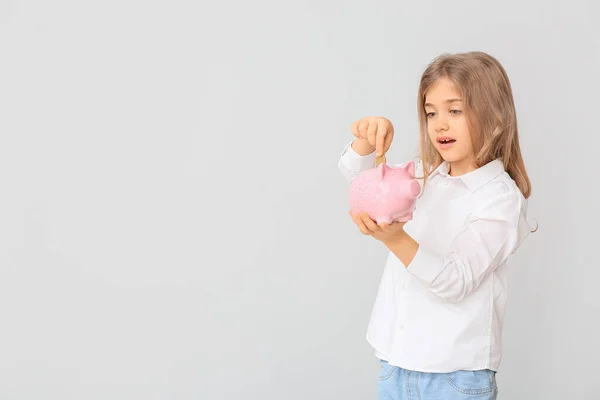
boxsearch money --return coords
[375,154,386,167]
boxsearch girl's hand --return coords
[349,211,406,243]
[351,116,394,157]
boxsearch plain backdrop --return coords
[0,0,599,399]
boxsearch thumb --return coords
[376,135,385,157]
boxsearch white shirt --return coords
[338,141,532,373]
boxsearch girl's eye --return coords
[426,112,435,118]
[450,109,462,115]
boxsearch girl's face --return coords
[424,78,476,175]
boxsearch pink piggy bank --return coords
[349,160,421,225]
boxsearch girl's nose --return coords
[436,121,449,132]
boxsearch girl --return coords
[338,51,534,400]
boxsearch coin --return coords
[375,154,386,166]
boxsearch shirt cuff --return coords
[406,245,446,286]
[340,141,377,172]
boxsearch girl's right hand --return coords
[351,116,394,157]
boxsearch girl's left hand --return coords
[349,211,406,243]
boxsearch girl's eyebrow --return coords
[424,98,463,107]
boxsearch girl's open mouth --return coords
[437,137,456,150]
[437,137,456,144]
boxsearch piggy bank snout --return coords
[408,180,421,197]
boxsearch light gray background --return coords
[0,0,598,399]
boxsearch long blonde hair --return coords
[417,51,532,198]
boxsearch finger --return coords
[366,118,378,147]
[383,123,394,154]
[356,213,371,235]
[376,119,392,157]
[351,120,360,139]
[358,121,369,139]
[387,221,404,233]
[366,128,377,150]
[361,212,381,232]
[350,211,369,235]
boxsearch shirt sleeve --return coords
[337,140,377,183]
[406,189,531,303]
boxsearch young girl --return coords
[338,51,534,400]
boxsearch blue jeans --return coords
[378,359,498,400]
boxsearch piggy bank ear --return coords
[402,160,415,176]
[379,163,389,179]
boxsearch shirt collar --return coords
[431,159,506,192]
